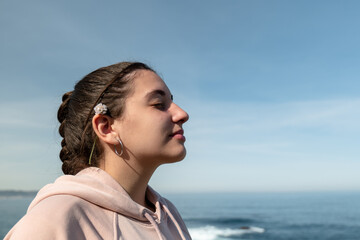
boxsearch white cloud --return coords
[0,98,59,129]
[181,97,360,160]
[185,97,360,135]
[2,96,360,191]
[150,97,360,192]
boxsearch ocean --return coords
[1,191,360,239]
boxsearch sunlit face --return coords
[112,70,189,167]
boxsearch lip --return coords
[170,129,185,141]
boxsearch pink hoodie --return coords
[5,167,191,240]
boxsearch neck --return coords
[100,154,158,210]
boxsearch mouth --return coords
[170,129,186,141]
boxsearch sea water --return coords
[1,192,360,240]
[0,196,34,238]
[166,192,360,240]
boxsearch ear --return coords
[92,115,118,145]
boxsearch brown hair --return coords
[57,62,154,175]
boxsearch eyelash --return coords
[153,103,165,110]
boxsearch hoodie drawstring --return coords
[113,213,120,240]
[162,205,187,240]
[144,211,164,240]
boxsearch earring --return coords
[114,137,124,156]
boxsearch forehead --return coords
[131,70,171,98]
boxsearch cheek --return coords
[142,115,170,146]
[121,113,169,148]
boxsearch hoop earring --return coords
[114,138,124,156]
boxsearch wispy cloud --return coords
[0,98,58,129]
[185,97,360,136]
[181,97,360,167]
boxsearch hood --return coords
[28,167,164,222]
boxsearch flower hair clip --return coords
[94,103,108,115]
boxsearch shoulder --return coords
[30,194,91,219]
[6,195,104,240]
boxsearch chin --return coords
[174,150,187,162]
[162,148,187,164]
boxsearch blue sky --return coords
[1,0,360,192]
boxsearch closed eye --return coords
[153,103,166,110]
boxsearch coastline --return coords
[0,190,37,199]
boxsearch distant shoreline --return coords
[0,190,37,198]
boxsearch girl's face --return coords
[112,70,189,167]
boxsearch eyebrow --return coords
[146,89,173,100]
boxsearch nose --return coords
[171,103,189,124]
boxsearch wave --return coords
[189,225,265,240]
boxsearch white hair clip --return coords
[94,103,108,115]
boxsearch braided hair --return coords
[57,62,154,175]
